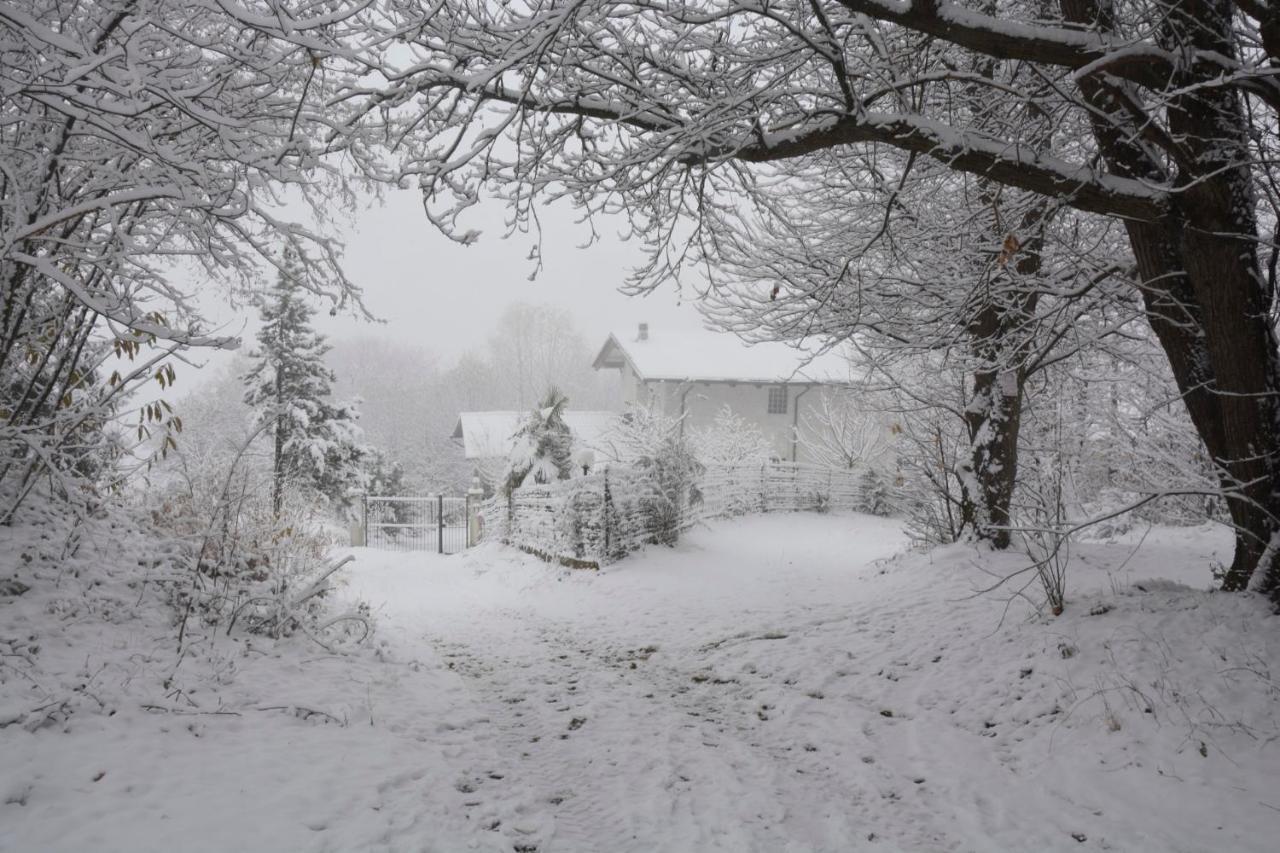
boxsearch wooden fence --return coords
[478,461,878,569]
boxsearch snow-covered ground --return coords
[3,513,1279,852]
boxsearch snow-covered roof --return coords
[451,410,621,460]
[592,327,851,384]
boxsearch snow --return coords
[3,514,1279,852]
[592,327,852,384]
[452,411,620,460]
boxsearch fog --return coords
[188,189,706,387]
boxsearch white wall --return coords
[793,389,834,465]
[793,387,899,471]
[619,362,644,408]
[610,366,890,467]
[638,380,826,461]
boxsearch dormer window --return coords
[767,386,788,414]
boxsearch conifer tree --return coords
[244,250,365,516]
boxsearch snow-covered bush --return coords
[859,468,893,517]
[157,434,366,645]
[890,399,971,547]
[538,470,665,565]
[0,490,189,730]
[498,463,689,566]
[1017,449,1072,616]
[0,326,167,526]
[602,406,703,546]
[486,407,711,565]
[1016,342,1223,539]
[145,369,370,649]
[688,405,774,467]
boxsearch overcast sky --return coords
[189,188,708,385]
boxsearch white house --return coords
[591,323,854,463]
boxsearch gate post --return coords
[352,494,367,547]
[760,463,768,513]
[466,477,484,547]
[602,468,611,561]
[437,493,445,554]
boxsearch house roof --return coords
[451,410,621,460]
[592,327,851,384]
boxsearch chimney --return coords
[638,322,649,341]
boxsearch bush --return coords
[859,467,893,516]
[152,420,370,652]
[607,407,703,546]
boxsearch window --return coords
[767,386,788,414]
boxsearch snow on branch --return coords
[725,112,1167,220]
[0,0,389,516]
[370,0,1261,258]
[1,0,383,329]
[832,0,1280,112]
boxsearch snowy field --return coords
[3,513,1279,852]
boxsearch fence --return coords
[363,495,471,553]
[478,461,878,569]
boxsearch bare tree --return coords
[369,0,1280,600]
[688,404,775,467]
[1,0,380,514]
[799,391,895,473]
[486,303,613,410]
[700,150,1134,547]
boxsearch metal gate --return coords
[363,495,470,553]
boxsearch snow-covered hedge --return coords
[480,462,875,568]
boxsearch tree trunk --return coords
[1124,209,1280,598]
[1060,0,1280,602]
[272,416,285,518]
[959,354,1023,549]
[952,49,1051,551]
[272,365,285,518]
[958,256,1041,548]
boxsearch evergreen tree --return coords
[244,249,366,516]
[502,387,573,495]
[364,451,412,527]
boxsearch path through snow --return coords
[362,514,922,852]
[341,513,1278,853]
[5,513,1277,853]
